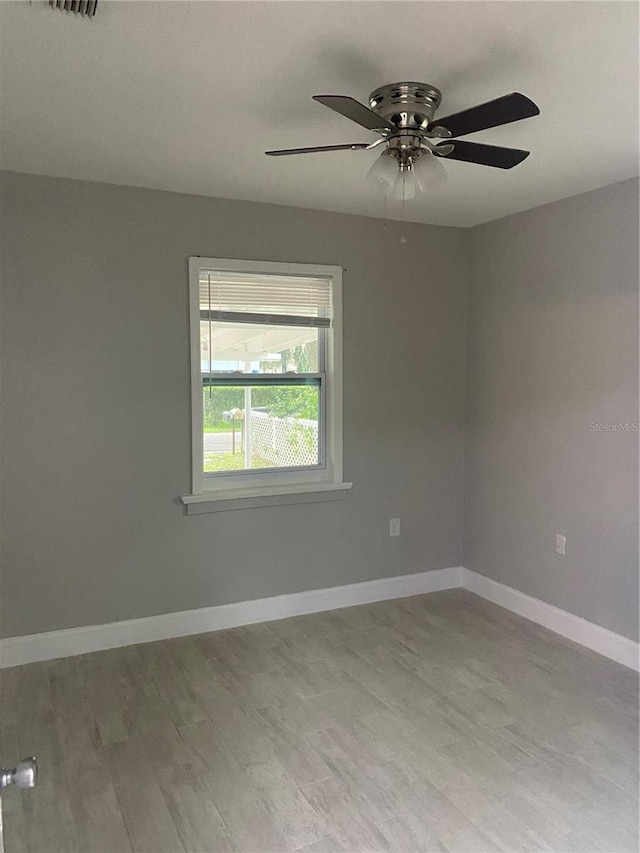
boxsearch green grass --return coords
[203,423,238,434]
[204,451,272,473]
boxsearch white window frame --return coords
[181,257,351,510]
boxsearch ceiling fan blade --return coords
[434,140,530,169]
[432,93,539,138]
[313,95,395,133]
[265,143,370,156]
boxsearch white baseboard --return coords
[0,566,464,668]
[463,568,640,672]
[2,565,637,672]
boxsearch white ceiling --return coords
[1,1,638,227]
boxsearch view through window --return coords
[195,265,333,478]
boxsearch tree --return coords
[203,384,318,430]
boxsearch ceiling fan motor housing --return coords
[369,82,442,132]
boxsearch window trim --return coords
[182,257,349,508]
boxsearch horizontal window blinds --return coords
[199,270,331,327]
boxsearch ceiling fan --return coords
[265,82,539,192]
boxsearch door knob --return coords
[1,757,37,790]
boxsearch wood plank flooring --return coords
[1,589,638,853]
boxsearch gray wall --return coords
[465,179,639,641]
[0,171,468,639]
[2,172,637,644]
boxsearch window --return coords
[182,257,351,509]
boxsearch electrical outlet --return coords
[390,518,401,538]
[555,534,566,556]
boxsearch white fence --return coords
[250,411,318,468]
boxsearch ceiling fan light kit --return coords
[266,81,540,190]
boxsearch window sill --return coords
[180,482,353,514]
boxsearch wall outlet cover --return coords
[555,534,567,555]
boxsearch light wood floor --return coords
[1,589,638,853]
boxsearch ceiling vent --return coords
[48,0,98,18]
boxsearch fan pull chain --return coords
[400,172,407,245]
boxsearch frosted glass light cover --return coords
[413,151,448,192]
[366,150,398,191]
[393,169,418,201]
